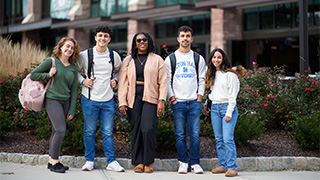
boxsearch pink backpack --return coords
[18,58,55,112]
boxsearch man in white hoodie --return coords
[164,25,206,174]
[76,26,124,172]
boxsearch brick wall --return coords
[211,8,242,52]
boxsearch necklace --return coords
[137,55,147,65]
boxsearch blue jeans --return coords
[211,103,238,170]
[81,95,116,163]
[172,100,202,165]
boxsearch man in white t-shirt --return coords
[164,25,206,174]
[76,26,124,172]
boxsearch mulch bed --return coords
[0,129,319,158]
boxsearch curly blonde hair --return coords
[53,37,80,64]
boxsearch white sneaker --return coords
[106,161,125,172]
[178,161,188,174]
[82,161,94,171]
[191,164,204,174]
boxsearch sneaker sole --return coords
[192,171,203,174]
[50,169,65,173]
[106,168,125,172]
[82,168,93,171]
[178,171,187,174]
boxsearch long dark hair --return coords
[206,48,233,89]
[131,32,155,58]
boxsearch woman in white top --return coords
[206,48,240,177]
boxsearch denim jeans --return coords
[172,100,202,165]
[210,103,238,170]
[81,95,116,163]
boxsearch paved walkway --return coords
[1,162,319,180]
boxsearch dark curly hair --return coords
[206,48,234,90]
[94,25,113,37]
[177,25,193,37]
[131,32,155,58]
[52,37,80,64]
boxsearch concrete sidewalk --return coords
[1,162,319,180]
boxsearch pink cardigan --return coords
[118,53,168,108]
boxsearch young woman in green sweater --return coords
[30,37,80,173]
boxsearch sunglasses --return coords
[136,38,147,43]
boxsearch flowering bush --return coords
[236,61,319,148]
[2,56,319,152]
[237,62,287,129]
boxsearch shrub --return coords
[237,63,319,130]
[2,58,319,153]
[62,118,85,153]
[0,111,15,137]
[237,64,287,129]
[234,113,266,146]
[285,112,320,150]
[283,76,320,116]
[200,113,213,138]
[156,101,176,151]
[114,117,131,142]
[156,119,176,151]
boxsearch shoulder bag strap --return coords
[109,48,115,79]
[169,51,176,87]
[44,57,56,90]
[87,48,94,99]
[193,52,200,92]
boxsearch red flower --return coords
[305,87,309,91]
[309,87,313,91]
[0,80,3,83]
[23,110,28,113]
[162,45,167,48]
[315,82,319,85]
[252,61,257,65]
[263,103,268,107]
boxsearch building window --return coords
[3,0,24,25]
[192,14,211,35]
[50,0,74,19]
[244,8,258,31]
[155,18,186,38]
[110,24,128,43]
[315,0,320,25]
[260,5,274,29]
[295,0,320,27]
[42,0,50,18]
[90,25,127,44]
[243,2,320,31]
[308,0,314,26]
[118,0,129,13]
[275,3,291,28]
[155,14,210,38]
[91,0,128,17]
[23,0,28,17]
[155,0,193,7]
